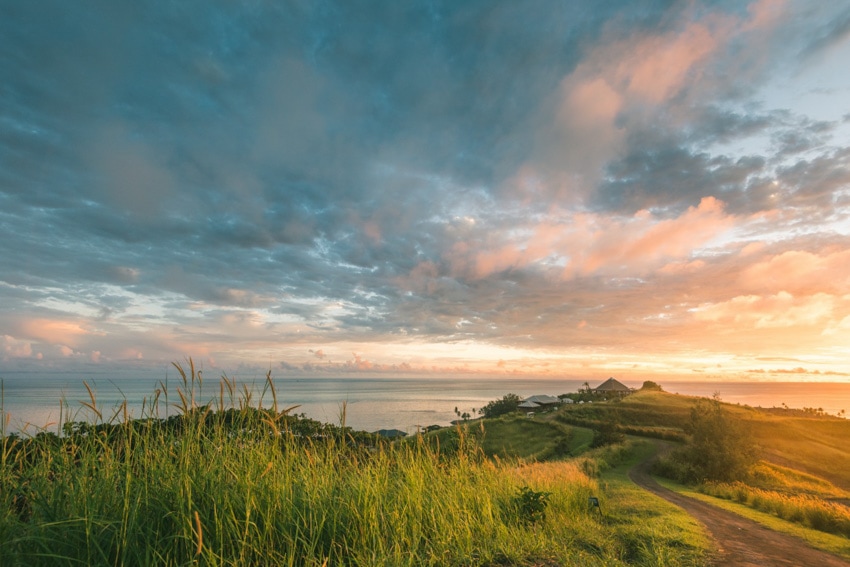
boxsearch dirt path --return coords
[629,443,850,567]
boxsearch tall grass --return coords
[0,364,695,566]
[700,482,850,537]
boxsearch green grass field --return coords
[1,369,714,566]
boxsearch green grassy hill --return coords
[550,388,850,489]
[543,387,850,545]
[744,414,850,490]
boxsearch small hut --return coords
[593,377,632,396]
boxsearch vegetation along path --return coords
[629,442,850,567]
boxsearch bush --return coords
[509,486,551,526]
[590,415,624,448]
[659,396,755,483]
[478,393,522,418]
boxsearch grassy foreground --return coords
[1,369,711,566]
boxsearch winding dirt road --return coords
[629,445,850,566]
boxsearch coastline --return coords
[2,372,849,436]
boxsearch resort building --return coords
[522,394,561,407]
[593,377,632,396]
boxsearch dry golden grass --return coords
[701,479,850,537]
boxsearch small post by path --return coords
[589,496,603,518]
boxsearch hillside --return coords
[548,388,850,489]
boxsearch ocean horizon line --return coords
[2,373,849,437]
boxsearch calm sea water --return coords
[2,370,849,436]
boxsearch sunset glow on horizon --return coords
[2,1,850,383]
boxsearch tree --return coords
[478,393,522,418]
[673,396,756,483]
[640,380,663,391]
[590,413,624,448]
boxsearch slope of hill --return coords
[551,388,850,489]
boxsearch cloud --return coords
[695,291,840,329]
[84,121,178,218]
[576,197,733,276]
[18,319,92,347]
[519,2,785,203]
[797,5,850,60]
[1,1,849,378]
[2,334,33,359]
[345,353,373,371]
[738,248,850,295]
[443,196,735,280]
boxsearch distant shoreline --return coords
[2,375,848,436]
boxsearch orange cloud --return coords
[744,0,786,31]
[472,245,523,279]
[739,249,850,295]
[740,241,766,256]
[695,291,840,328]
[617,21,721,104]
[579,197,733,275]
[19,319,92,347]
[443,196,735,280]
[346,352,373,370]
[554,76,625,171]
[2,335,33,358]
[658,259,707,275]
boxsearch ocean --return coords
[2,369,849,436]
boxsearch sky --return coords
[2,1,850,383]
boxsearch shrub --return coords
[590,415,624,448]
[478,393,522,418]
[509,486,551,526]
[660,396,755,483]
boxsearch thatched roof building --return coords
[593,377,632,393]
